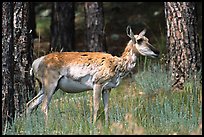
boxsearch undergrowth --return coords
[3,63,202,135]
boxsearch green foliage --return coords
[4,63,201,135]
[135,63,172,95]
[141,87,202,134]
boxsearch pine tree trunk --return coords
[164,2,201,90]
[2,2,35,130]
[84,2,106,52]
[50,2,75,52]
[13,2,35,116]
[2,2,15,129]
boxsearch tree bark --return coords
[84,2,106,52]
[2,2,15,129]
[164,2,201,90]
[13,2,35,116]
[50,2,75,52]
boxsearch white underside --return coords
[58,75,93,93]
[57,74,122,93]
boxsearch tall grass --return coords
[135,63,172,95]
[4,63,202,135]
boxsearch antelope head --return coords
[126,26,160,58]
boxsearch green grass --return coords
[3,63,202,135]
[135,63,172,95]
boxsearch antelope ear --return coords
[126,25,136,44]
[138,29,146,36]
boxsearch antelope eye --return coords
[137,38,143,44]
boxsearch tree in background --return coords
[2,2,34,130]
[164,2,201,90]
[84,2,106,52]
[2,2,15,130]
[29,2,38,39]
[50,2,75,52]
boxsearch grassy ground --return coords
[4,63,202,135]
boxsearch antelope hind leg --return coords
[102,89,110,126]
[41,82,58,126]
[26,89,44,115]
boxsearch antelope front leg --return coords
[93,84,102,124]
[102,89,110,126]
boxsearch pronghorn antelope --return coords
[26,26,159,126]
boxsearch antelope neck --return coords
[119,41,139,72]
